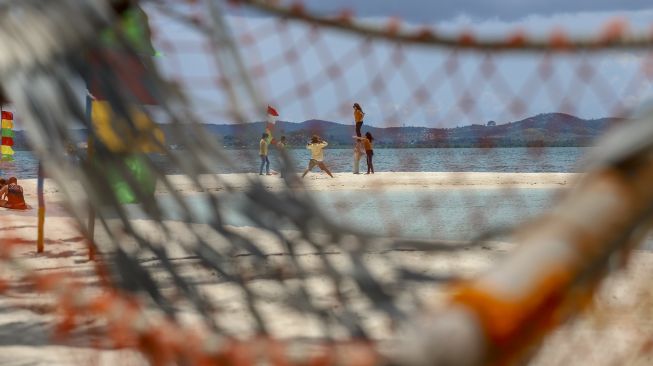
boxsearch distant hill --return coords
[9,113,626,150]
[198,113,626,149]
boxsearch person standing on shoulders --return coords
[353,103,365,137]
[302,135,334,178]
[259,133,271,175]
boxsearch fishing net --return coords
[2,0,653,364]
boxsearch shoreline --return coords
[176,171,580,192]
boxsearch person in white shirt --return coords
[353,139,365,174]
[302,135,334,178]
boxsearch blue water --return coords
[2,147,588,179]
[0,152,40,180]
[200,147,587,174]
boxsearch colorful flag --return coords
[266,105,279,144]
[1,111,14,160]
[267,105,279,117]
[90,101,162,204]
[89,5,158,105]
[91,100,164,153]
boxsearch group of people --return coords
[0,177,27,210]
[257,102,375,177]
[352,102,374,174]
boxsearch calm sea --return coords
[0,147,588,179]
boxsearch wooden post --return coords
[37,164,45,253]
[86,94,96,260]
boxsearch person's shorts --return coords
[308,159,323,169]
[1,202,28,210]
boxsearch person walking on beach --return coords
[259,132,271,175]
[302,135,334,178]
[353,103,365,137]
[360,131,374,174]
[353,138,365,174]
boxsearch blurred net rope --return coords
[2,0,653,365]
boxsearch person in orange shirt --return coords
[353,103,365,137]
[358,131,374,174]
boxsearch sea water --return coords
[2,147,588,179]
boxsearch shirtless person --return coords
[0,177,27,209]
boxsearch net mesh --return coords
[1,0,653,364]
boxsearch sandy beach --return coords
[14,171,580,202]
[1,171,652,365]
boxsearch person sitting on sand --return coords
[0,179,6,201]
[0,177,27,209]
[302,135,334,178]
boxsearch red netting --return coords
[4,0,653,365]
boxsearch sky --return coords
[146,1,653,127]
[273,0,653,23]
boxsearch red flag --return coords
[1,137,13,146]
[1,111,13,119]
[267,105,279,117]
